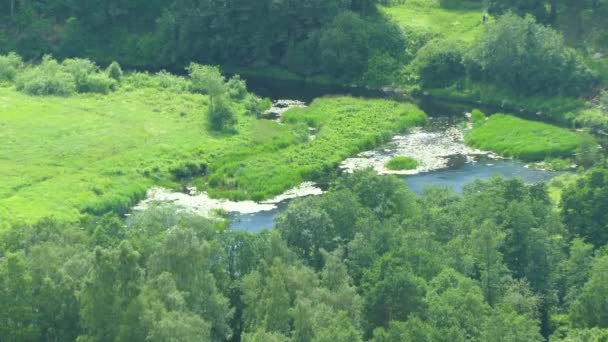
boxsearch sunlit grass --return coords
[380,0,486,43]
[465,114,590,161]
[0,85,426,225]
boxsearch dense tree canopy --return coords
[2,169,608,341]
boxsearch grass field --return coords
[465,114,590,161]
[380,0,485,43]
[0,85,426,226]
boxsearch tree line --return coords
[1,0,603,96]
[2,169,608,341]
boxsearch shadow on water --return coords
[245,77,405,104]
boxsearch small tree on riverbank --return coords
[188,64,236,132]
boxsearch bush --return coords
[62,58,98,86]
[576,137,603,169]
[471,109,485,127]
[15,56,76,96]
[80,73,117,94]
[319,12,405,81]
[209,97,237,131]
[0,52,22,81]
[227,75,248,100]
[385,156,419,170]
[170,162,207,180]
[466,13,598,96]
[106,61,123,81]
[62,58,117,94]
[413,39,466,88]
[155,70,190,92]
[362,53,401,86]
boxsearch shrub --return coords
[170,162,207,180]
[15,55,76,96]
[155,70,190,92]
[80,73,117,94]
[122,72,158,89]
[258,97,272,112]
[209,97,237,132]
[576,137,603,169]
[413,39,466,88]
[385,156,419,170]
[62,58,98,86]
[0,52,22,81]
[227,75,248,100]
[106,61,123,81]
[62,58,118,94]
[471,109,485,127]
[362,52,401,86]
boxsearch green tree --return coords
[471,220,509,307]
[0,252,39,341]
[466,13,596,96]
[313,311,363,342]
[276,197,336,268]
[481,307,544,342]
[561,169,608,247]
[362,253,428,333]
[78,242,144,342]
[188,63,226,111]
[147,226,232,340]
[570,255,608,328]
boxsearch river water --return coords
[134,78,564,232]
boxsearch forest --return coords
[1,0,608,341]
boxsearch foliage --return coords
[106,61,123,81]
[385,156,418,170]
[15,55,76,96]
[207,97,426,200]
[561,168,608,248]
[0,79,427,224]
[0,52,22,81]
[227,75,248,100]
[471,109,486,127]
[465,114,590,161]
[465,13,597,97]
[3,165,608,341]
[11,55,118,96]
[208,97,237,132]
[412,39,466,88]
[569,255,608,328]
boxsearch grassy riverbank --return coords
[207,97,427,200]
[0,84,425,226]
[465,114,591,161]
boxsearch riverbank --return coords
[0,82,425,225]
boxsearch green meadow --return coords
[380,0,486,43]
[0,85,426,226]
[465,114,590,161]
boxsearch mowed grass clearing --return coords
[380,0,486,43]
[0,86,426,226]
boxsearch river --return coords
[134,78,564,232]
